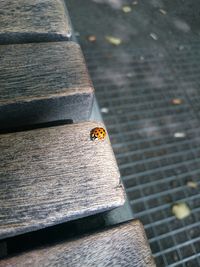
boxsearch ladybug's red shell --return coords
[90,127,106,141]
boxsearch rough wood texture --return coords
[0,121,125,240]
[0,0,72,44]
[0,42,94,129]
[0,221,156,267]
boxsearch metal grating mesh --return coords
[84,44,200,267]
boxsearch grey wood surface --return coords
[0,121,125,240]
[0,220,156,267]
[0,0,72,44]
[0,41,94,129]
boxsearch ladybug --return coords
[90,127,106,141]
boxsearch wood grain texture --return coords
[0,121,125,240]
[0,221,156,267]
[0,0,72,44]
[0,41,94,128]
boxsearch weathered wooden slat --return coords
[0,221,156,267]
[0,42,94,129]
[0,121,125,240]
[0,0,72,44]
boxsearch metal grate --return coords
[84,44,200,267]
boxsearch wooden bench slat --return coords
[0,121,125,240]
[0,0,72,44]
[0,41,94,129]
[0,221,156,267]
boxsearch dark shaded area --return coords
[0,119,73,134]
[0,32,71,45]
[66,1,200,266]
[1,214,105,258]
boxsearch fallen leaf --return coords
[172,203,191,219]
[187,181,198,189]
[122,6,132,13]
[174,132,186,138]
[105,36,122,46]
[159,9,167,15]
[101,107,109,114]
[87,35,96,42]
[150,33,158,40]
[171,98,183,105]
